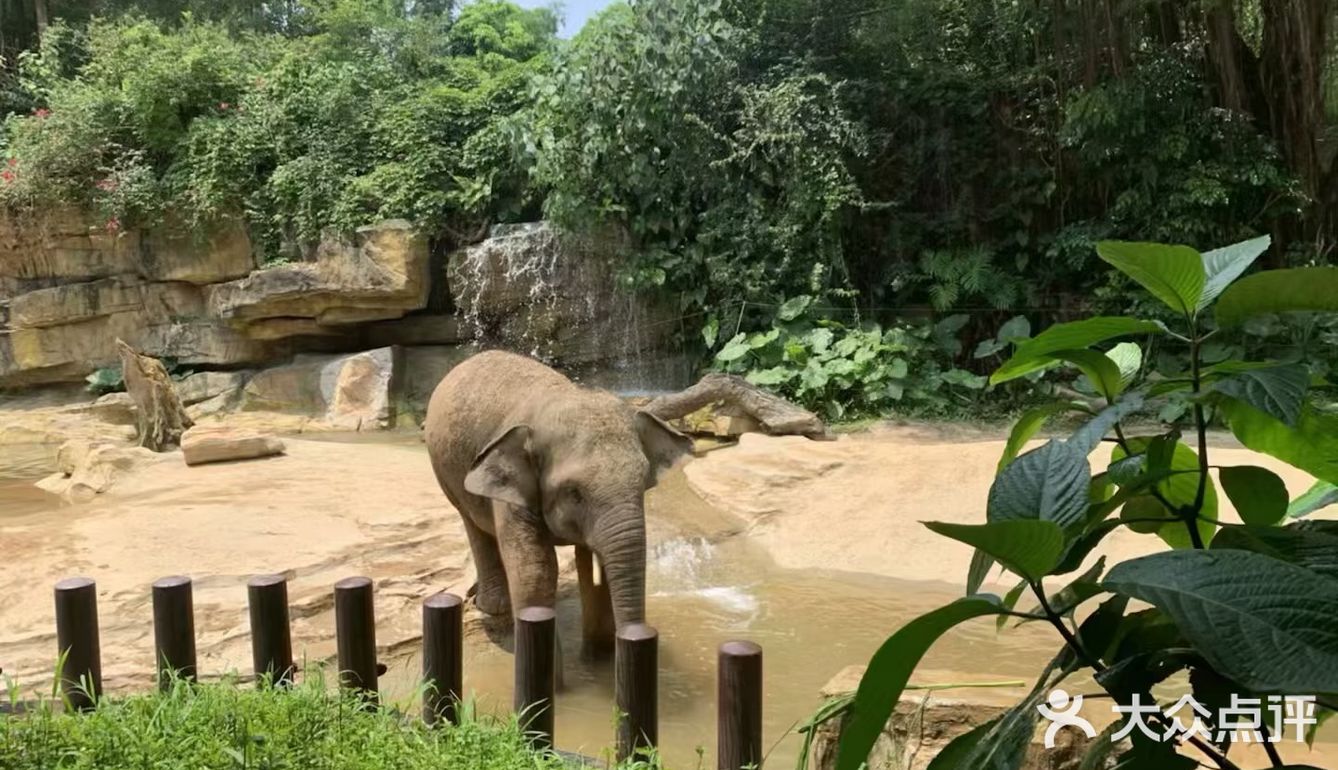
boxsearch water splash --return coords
[649,537,759,620]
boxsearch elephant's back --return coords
[424,351,572,478]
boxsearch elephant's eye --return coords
[564,485,584,505]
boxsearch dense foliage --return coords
[832,243,1338,769]
[0,674,579,769]
[0,1,552,261]
[2,0,1336,415]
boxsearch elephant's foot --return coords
[473,580,513,616]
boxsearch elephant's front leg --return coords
[575,546,615,657]
[492,504,559,615]
[461,514,511,616]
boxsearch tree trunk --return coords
[641,373,829,439]
[116,339,194,452]
[32,0,47,35]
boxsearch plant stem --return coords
[1186,325,1208,549]
[1259,720,1285,767]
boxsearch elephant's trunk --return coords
[591,504,646,630]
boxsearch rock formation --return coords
[116,339,193,451]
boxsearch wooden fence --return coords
[47,574,766,769]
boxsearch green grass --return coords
[0,672,594,770]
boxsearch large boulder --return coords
[35,439,168,501]
[206,221,428,335]
[181,425,285,466]
[242,347,398,430]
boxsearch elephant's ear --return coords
[464,425,540,512]
[634,411,695,489]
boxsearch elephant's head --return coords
[462,391,693,629]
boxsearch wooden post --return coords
[717,640,763,770]
[514,606,557,748]
[334,576,378,700]
[152,576,197,689]
[247,574,294,686]
[422,592,463,726]
[616,623,659,761]
[54,577,102,711]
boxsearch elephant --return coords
[424,350,694,652]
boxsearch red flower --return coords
[33,108,50,119]
[6,157,16,167]
[105,217,121,233]
[1,171,13,183]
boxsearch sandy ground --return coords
[683,423,1332,588]
[0,438,470,694]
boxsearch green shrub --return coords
[1,4,553,259]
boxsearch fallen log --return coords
[641,372,829,439]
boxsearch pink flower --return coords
[105,217,121,233]
[95,178,118,192]
[218,102,231,110]
[33,108,50,119]
[1,171,13,183]
[6,157,16,168]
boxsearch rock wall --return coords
[1,214,684,423]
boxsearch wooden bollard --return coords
[717,640,763,770]
[152,576,197,689]
[514,606,557,748]
[247,574,294,686]
[616,623,659,761]
[334,576,378,700]
[422,592,463,726]
[54,577,102,710]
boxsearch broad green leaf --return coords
[1215,267,1338,327]
[1197,235,1270,310]
[1104,549,1338,693]
[988,440,1091,531]
[701,317,719,348]
[1048,348,1125,401]
[1068,396,1144,455]
[1096,241,1206,316]
[1289,481,1338,518]
[1211,363,1309,426]
[776,295,812,321]
[836,598,1003,770]
[1218,465,1288,526]
[1053,519,1123,575]
[1111,735,1199,770]
[925,520,1066,581]
[1211,523,1338,582]
[991,317,1164,385]
[1106,342,1142,390]
[955,693,1044,769]
[1112,439,1217,548]
[1218,400,1338,485]
[998,315,1031,342]
[997,401,1087,473]
[1119,495,1168,534]
[715,333,751,362]
[744,366,791,386]
[1107,454,1145,486]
